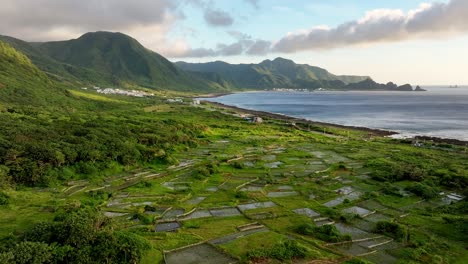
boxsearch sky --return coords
[1,0,467,85]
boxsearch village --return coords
[82,86,155,97]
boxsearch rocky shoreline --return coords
[205,101,397,137]
[205,101,468,146]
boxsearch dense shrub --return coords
[247,240,308,261]
[406,183,438,199]
[295,223,352,243]
[0,191,9,205]
[1,207,150,263]
[373,221,407,241]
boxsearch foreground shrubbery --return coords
[373,221,407,241]
[0,108,204,186]
[295,223,352,243]
[0,207,150,264]
[247,240,309,261]
[0,192,9,206]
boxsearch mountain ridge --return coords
[1,31,415,92]
[175,58,409,90]
[0,32,232,93]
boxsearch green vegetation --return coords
[1,33,232,93]
[0,208,150,263]
[176,58,414,90]
[373,221,407,241]
[0,41,467,264]
[246,240,309,261]
[296,223,352,243]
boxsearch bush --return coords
[131,213,153,225]
[406,183,438,199]
[373,221,406,241]
[231,161,244,169]
[295,223,352,243]
[0,192,9,206]
[247,240,308,261]
[3,207,151,263]
[381,182,402,197]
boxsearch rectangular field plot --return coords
[164,243,238,264]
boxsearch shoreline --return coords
[204,101,397,137]
[204,101,468,146]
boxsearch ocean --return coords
[204,87,468,141]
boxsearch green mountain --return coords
[175,57,370,89]
[0,41,71,106]
[0,35,116,86]
[0,32,231,92]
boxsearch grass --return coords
[183,217,251,240]
[1,91,467,263]
[220,231,287,258]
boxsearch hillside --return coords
[0,32,232,93]
[175,58,370,89]
[0,41,71,106]
[34,32,230,92]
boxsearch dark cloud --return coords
[0,0,177,40]
[273,0,468,53]
[203,8,234,27]
[246,40,271,55]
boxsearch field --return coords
[1,93,467,264]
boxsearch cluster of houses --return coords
[81,86,154,97]
[96,88,154,97]
[272,88,311,92]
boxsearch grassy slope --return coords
[0,41,72,107]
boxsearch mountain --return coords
[0,32,231,92]
[0,41,71,106]
[344,79,414,91]
[175,57,370,89]
[0,32,415,93]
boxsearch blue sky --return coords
[179,0,447,47]
[0,0,466,84]
[164,0,464,85]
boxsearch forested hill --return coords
[175,58,370,89]
[0,32,415,92]
[175,58,418,91]
[0,41,72,106]
[0,32,232,93]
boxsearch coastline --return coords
[204,100,468,146]
[204,101,397,137]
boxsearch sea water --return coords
[205,87,468,141]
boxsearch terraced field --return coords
[1,102,466,264]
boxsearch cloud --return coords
[246,40,271,55]
[175,0,468,58]
[184,0,235,27]
[0,0,178,41]
[273,0,468,53]
[203,8,234,27]
[244,0,260,9]
[171,30,271,58]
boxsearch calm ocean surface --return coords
[205,87,468,141]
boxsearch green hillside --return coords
[0,35,116,86]
[0,41,71,106]
[34,32,230,92]
[175,57,370,89]
[1,32,232,93]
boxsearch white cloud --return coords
[273,0,468,53]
